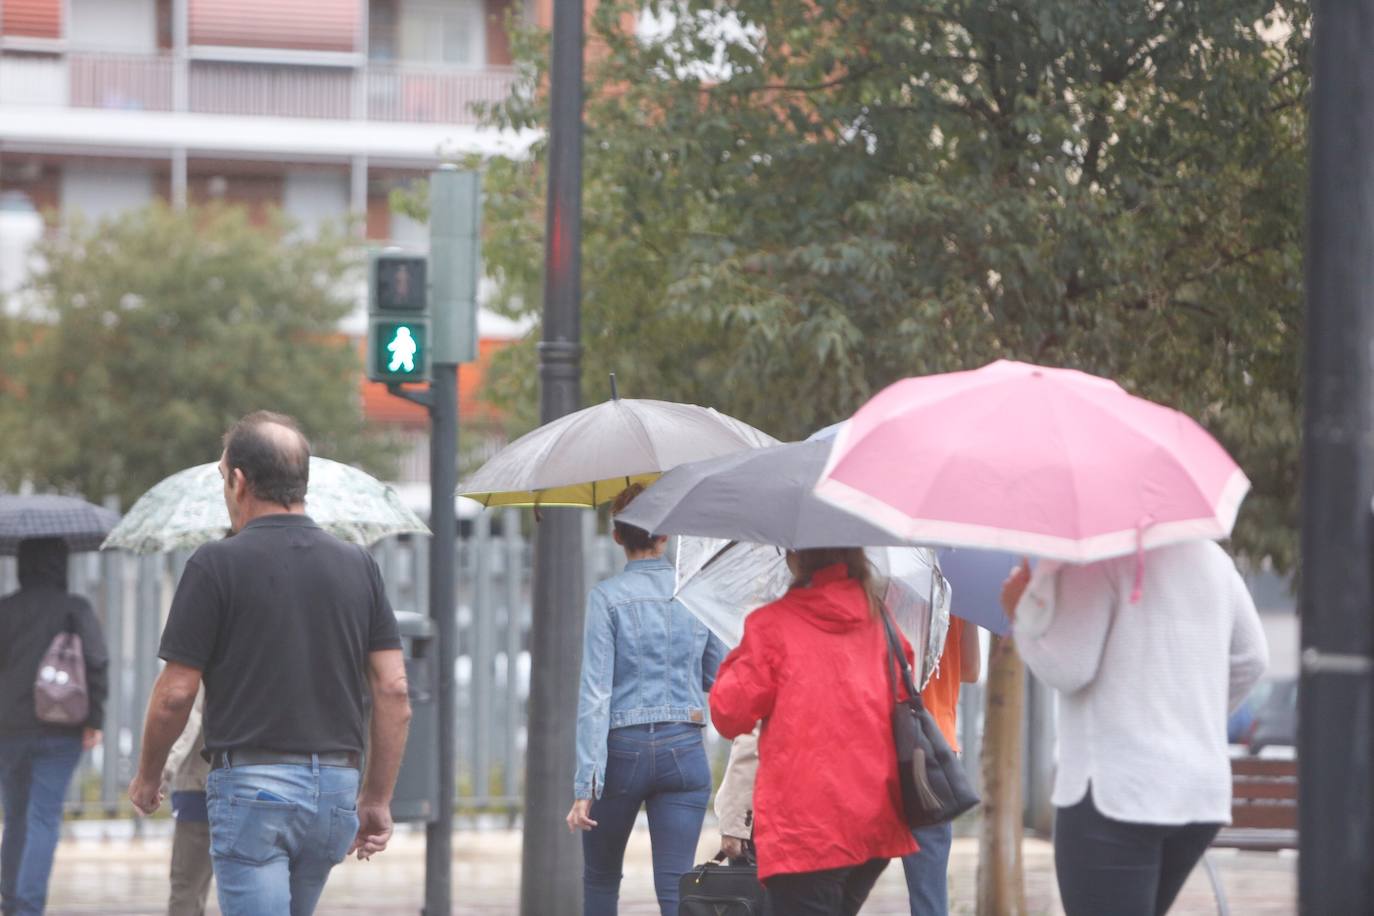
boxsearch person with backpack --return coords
[0,538,108,916]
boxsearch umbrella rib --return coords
[697,540,741,574]
[1075,386,1233,522]
[620,402,666,473]
[1056,384,1212,539]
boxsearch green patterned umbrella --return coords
[101,457,429,554]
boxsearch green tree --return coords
[472,10,1306,913]
[479,0,1306,568]
[0,203,395,507]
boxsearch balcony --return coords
[0,50,518,125]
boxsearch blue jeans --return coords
[901,820,953,915]
[583,723,710,916]
[205,759,361,916]
[0,733,83,916]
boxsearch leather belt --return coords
[210,748,361,771]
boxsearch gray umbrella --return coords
[616,439,914,549]
[0,495,121,554]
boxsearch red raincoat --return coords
[709,563,918,880]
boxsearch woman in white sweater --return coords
[1000,539,1269,916]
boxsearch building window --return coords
[69,0,157,53]
[283,170,349,238]
[60,164,155,225]
[373,0,485,68]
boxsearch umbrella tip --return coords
[609,372,619,400]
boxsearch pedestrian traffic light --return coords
[367,250,430,383]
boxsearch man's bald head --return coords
[222,411,311,508]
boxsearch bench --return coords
[1204,756,1298,915]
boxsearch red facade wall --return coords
[485,0,513,66]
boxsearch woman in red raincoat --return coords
[710,547,917,914]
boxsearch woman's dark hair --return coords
[610,483,656,553]
[223,411,311,508]
[790,547,882,618]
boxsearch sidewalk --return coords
[40,825,1295,914]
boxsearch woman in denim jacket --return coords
[566,484,728,915]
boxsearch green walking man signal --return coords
[367,251,431,383]
[387,325,419,372]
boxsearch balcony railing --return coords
[0,50,518,125]
[71,53,174,112]
[366,63,517,124]
[190,60,354,119]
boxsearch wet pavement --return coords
[36,823,1295,914]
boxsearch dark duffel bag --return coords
[679,850,766,915]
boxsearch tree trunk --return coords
[977,633,1028,916]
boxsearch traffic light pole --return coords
[520,0,585,909]
[386,166,479,916]
[386,378,454,916]
[1301,2,1374,911]
[426,368,458,916]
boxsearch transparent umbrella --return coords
[674,539,951,688]
[101,457,429,554]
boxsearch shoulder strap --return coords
[880,605,920,703]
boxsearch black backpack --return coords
[679,849,766,915]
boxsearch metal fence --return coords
[6,510,624,819]
[14,511,991,822]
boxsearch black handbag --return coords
[678,848,766,915]
[881,608,981,828]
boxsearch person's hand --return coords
[566,799,597,832]
[350,800,394,861]
[1001,559,1032,621]
[721,835,746,859]
[127,773,163,816]
[82,728,102,751]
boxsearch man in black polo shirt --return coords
[127,411,412,916]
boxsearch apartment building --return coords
[0,0,533,234]
[0,0,544,482]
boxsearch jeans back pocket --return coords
[212,795,298,865]
[602,748,642,798]
[669,741,711,793]
[327,804,361,864]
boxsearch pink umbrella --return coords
[815,360,1249,583]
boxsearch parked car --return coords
[1230,677,1297,754]
[1247,677,1297,753]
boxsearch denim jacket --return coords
[574,557,728,800]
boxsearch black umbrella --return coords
[0,495,121,554]
[615,439,914,549]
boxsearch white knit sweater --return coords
[1014,540,1269,825]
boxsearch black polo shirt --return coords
[159,514,401,756]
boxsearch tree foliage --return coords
[479,0,1308,567]
[0,204,395,507]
